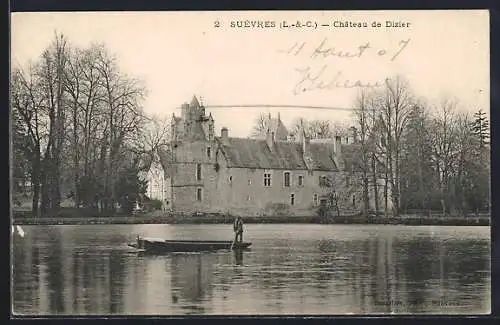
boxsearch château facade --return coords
[156,96,389,217]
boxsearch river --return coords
[11,224,490,315]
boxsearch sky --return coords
[11,10,489,138]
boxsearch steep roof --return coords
[268,117,289,140]
[216,137,341,171]
[341,143,363,172]
[190,95,200,108]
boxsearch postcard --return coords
[10,10,490,316]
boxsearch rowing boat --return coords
[128,236,252,253]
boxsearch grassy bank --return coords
[12,210,490,226]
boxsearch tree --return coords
[400,102,436,214]
[460,112,490,213]
[289,118,348,140]
[429,98,460,214]
[471,109,489,148]
[114,166,148,214]
[133,114,171,156]
[11,64,46,216]
[352,89,373,217]
[372,76,414,216]
[37,33,70,213]
[308,120,332,139]
[289,117,308,138]
[319,173,361,221]
[11,33,149,216]
[251,113,272,137]
[11,108,32,204]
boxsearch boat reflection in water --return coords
[233,249,244,266]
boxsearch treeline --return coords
[250,77,490,217]
[252,113,350,139]
[353,77,489,216]
[11,34,169,216]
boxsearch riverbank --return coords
[12,210,490,226]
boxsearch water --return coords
[11,224,490,315]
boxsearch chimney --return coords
[297,130,303,143]
[334,135,342,155]
[221,127,229,145]
[302,134,311,155]
[181,102,189,119]
[266,129,274,150]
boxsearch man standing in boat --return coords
[233,216,244,247]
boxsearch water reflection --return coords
[11,225,490,315]
[170,253,214,314]
[233,250,244,266]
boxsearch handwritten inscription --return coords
[279,38,411,95]
[280,38,411,61]
[293,65,387,95]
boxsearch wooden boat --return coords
[128,236,252,253]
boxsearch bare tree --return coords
[289,117,309,138]
[92,43,147,211]
[11,65,44,216]
[35,34,70,213]
[372,76,415,216]
[12,35,149,216]
[429,98,460,215]
[250,113,272,138]
[308,120,332,139]
[134,114,171,155]
[352,89,374,216]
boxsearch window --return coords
[284,171,291,187]
[320,199,328,206]
[298,175,304,187]
[346,176,351,187]
[248,179,252,185]
[352,195,356,207]
[290,193,295,206]
[207,147,211,159]
[264,172,272,187]
[196,163,202,181]
[196,188,202,201]
[313,194,318,206]
[319,175,329,187]
[229,176,233,185]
